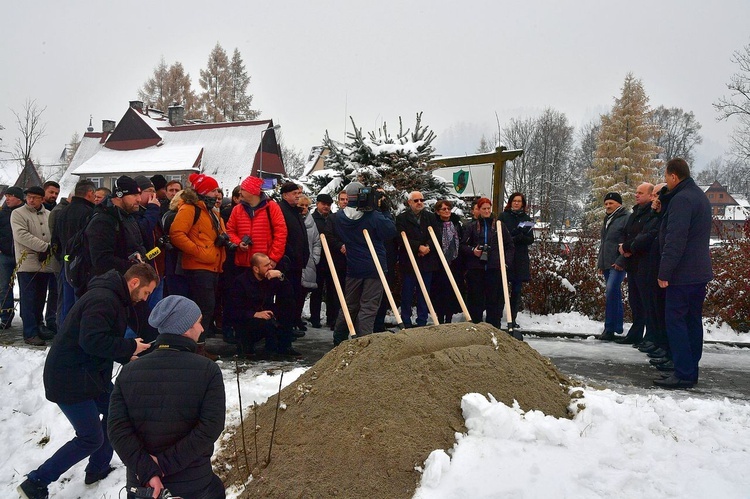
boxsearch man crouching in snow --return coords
[108,295,226,498]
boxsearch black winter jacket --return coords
[658,177,713,285]
[52,196,95,261]
[616,202,653,271]
[396,209,442,274]
[500,210,534,281]
[86,201,146,277]
[279,199,310,272]
[0,202,22,256]
[108,333,225,497]
[43,270,137,404]
[460,215,515,271]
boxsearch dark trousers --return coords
[57,266,77,329]
[185,269,219,334]
[665,283,707,382]
[17,271,50,339]
[0,253,15,324]
[625,270,646,341]
[29,389,113,485]
[287,269,305,326]
[508,279,523,324]
[465,268,502,328]
[310,264,341,326]
[374,265,396,331]
[400,270,433,326]
[237,316,292,354]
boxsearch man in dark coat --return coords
[0,186,24,329]
[17,265,156,499]
[615,182,655,345]
[51,180,96,325]
[229,252,299,358]
[655,158,713,389]
[329,182,396,345]
[396,191,441,327]
[309,193,336,328]
[596,192,630,341]
[278,182,310,331]
[108,295,226,499]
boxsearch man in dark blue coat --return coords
[329,182,396,345]
[17,265,156,499]
[0,186,24,329]
[108,295,226,499]
[655,158,713,389]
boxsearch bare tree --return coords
[650,106,703,164]
[280,143,306,179]
[12,99,47,166]
[714,42,750,161]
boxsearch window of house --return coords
[166,174,182,183]
[86,177,103,188]
[719,193,724,199]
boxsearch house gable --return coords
[104,107,162,150]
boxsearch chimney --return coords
[168,104,185,126]
[102,120,116,133]
[129,100,144,112]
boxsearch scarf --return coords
[441,220,459,263]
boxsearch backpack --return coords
[64,213,119,289]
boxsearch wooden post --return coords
[427,226,471,322]
[363,229,404,329]
[319,233,355,339]
[400,231,439,326]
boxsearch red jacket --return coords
[226,198,287,267]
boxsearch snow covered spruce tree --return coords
[586,73,663,223]
[311,112,452,209]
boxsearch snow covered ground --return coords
[2,311,750,498]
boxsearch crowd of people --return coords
[596,158,713,390]
[4,156,712,498]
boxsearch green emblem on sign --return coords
[453,169,469,194]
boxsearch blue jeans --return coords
[17,271,50,339]
[665,283,707,382]
[400,271,433,326]
[0,253,15,324]
[28,389,113,485]
[603,268,625,334]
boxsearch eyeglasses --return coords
[438,207,451,211]
[411,198,425,203]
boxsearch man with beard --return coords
[17,264,156,499]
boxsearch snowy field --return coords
[2,311,750,498]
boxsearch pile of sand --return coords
[218,323,573,498]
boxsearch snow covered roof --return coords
[61,104,284,194]
[302,146,325,178]
[72,144,203,174]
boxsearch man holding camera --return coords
[328,182,396,346]
[169,173,227,348]
[396,191,441,327]
[109,295,226,499]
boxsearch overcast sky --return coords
[1,0,748,171]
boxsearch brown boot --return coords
[196,342,218,361]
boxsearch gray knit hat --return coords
[148,295,202,335]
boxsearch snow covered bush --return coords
[704,235,750,332]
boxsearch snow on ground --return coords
[414,388,750,499]
[0,346,303,499]
[515,310,750,344]
[3,310,750,498]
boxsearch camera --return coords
[157,234,173,251]
[241,235,252,246]
[477,244,490,262]
[354,186,384,212]
[215,233,237,250]
[127,486,179,498]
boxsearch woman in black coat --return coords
[430,200,463,323]
[500,192,534,329]
[459,197,514,329]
